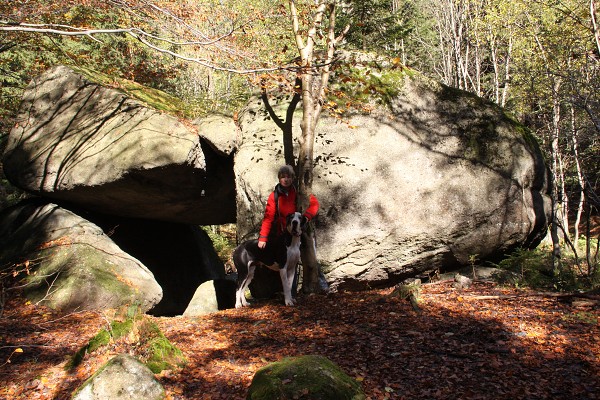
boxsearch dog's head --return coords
[286,212,306,237]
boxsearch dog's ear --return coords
[301,215,309,227]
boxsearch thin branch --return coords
[0,21,289,74]
[0,344,58,350]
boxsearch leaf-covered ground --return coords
[1,281,599,399]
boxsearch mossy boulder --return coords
[139,319,187,373]
[247,355,365,400]
[69,318,136,370]
[69,310,185,373]
[0,199,162,312]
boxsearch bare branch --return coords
[0,21,289,74]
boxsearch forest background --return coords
[0,0,599,288]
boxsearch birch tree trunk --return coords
[570,105,585,247]
[550,78,564,269]
[290,0,348,293]
[500,35,512,107]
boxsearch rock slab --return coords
[3,65,235,225]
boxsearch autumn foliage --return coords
[0,281,598,399]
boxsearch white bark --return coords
[290,0,348,293]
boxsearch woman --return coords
[258,165,319,249]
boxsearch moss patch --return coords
[70,65,192,118]
[22,244,136,310]
[140,320,187,374]
[330,62,414,112]
[247,355,365,400]
[69,328,112,370]
[68,310,185,373]
[68,308,141,369]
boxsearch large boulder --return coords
[194,114,238,156]
[1,62,552,297]
[2,65,235,225]
[235,70,551,291]
[70,211,230,316]
[0,198,229,316]
[72,354,165,400]
[0,199,162,312]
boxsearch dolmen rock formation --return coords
[1,66,234,315]
[1,60,551,313]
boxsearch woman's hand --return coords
[258,241,266,249]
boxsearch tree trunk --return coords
[260,77,301,168]
[289,0,347,294]
[500,35,513,107]
[570,105,585,247]
[591,0,600,56]
[297,72,321,293]
[550,78,563,271]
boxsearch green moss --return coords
[373,68,412,101]
[68,328,112,370]
[67,303,142,370]
[68,317,134,369]
[390,283,421,300]
[67,311,188,374]
[111,319,134,340]
[88,329,112,352]
[140,320,186,373]
[145,336,186,374]
[562,311,598,325]
[70,66,192,118]
[512,120,545,159]
[437,83,482,105]
[22,244,137,310]
[331,65,412,111]
[248,355,364,400]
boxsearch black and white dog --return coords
[233,212,306,308]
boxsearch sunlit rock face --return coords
[2,65,235,225]
[235,71,551,291]
[2,62,551,297]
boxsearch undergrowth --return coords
[202,224,237,265]
[67,304,186,372]
[489,241,600,292]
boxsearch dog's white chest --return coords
[286,246,300,265]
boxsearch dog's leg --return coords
[287,263,297,294]
[279,267,293,306]
[286,263,297,304]
[236,263,255,308]
[280,263,296,306]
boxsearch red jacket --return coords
[258,184,319,243]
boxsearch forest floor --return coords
[0,280,599,400]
